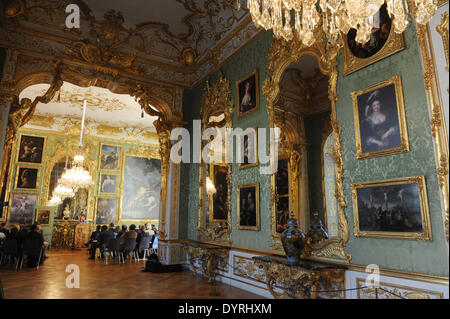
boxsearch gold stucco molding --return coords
[416,23,449,244]
[263,30,350,262]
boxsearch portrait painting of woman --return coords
[236,70,259,118]
[352,75,409,159]
[15,166,39,190]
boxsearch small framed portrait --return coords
[9,193,37,224]
[237,128,258,169]
[99,143,121,170]
[17,134,46,164]
[95,197,119,225]
[351,176,431,241]
[236,69,259,118]
[343,3,405,75]
[98,172,119,195]
[210,164,229,222]
[35,208,51,226]
[14,165,39,191]
[237,182,260,231]
[352,75,409,159]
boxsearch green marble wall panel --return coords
[336,23,449,276]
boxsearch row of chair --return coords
[102,235,156,265]
[0,238,43,270]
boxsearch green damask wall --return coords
[180,31,275,251]
[336,23,449,276]
[180,23,448,276]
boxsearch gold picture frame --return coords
[237,182,260,231]
[237,127,259,169]
[352,75,409,159]
[342,4,405,75]
[98,172,119,195]
[209,163,230,223]
[98,143,122,171]
[16,133,47,164]
[8,193,37,225]
[351,176,432,241]
[35,208,52,226]
[236,69,259,118]
[14,164,40,191]
[94,196,120,226]
[119,148,161,224]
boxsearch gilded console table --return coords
[183,242,230,283]
[51,220,76,249]
[253,255,346,299]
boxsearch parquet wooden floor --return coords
[0,249,265,299]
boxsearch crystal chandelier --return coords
[59,100,94,191]
[246,0,438,46]
[48,100,93,205]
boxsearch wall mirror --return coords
[197,74,233,242]
[42,140,96,221]
[264,35,351,263]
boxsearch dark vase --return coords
[281,213,306,266]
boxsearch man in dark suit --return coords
[88,225,102,259]
[98,225,114,259]
[120,224,137,259]
[23,224,44,267]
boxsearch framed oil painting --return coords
[343,3,405,75]
[120,155,161,221]
[237,182,260,231]
[238,128,258,169]
[95,197,118,225]
[14,165,39,191]
[236,69,259,118]
[35,208,51,226]
[352,75,409,159]
[210,164,229,222]
[351,176,431,241]
[17,134,46,164]
[99,143,121,170]
[9,193,37,224]
[98,172,119,195]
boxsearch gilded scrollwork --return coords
[263,29,350,261]
[197,72,233,242]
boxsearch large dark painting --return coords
[95,197,118,225]
[121,155,161,220]
[351,176,432,240]
[211,165,228,221]
[9,194,37,224]
[237,183,259,231]
[17,135,45,164]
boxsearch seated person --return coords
[35,224,48,262]
[120,224,137,259]
[95,225,114,259]
[23,224,45,267]
[117,225,127,238]
[88,225,102,259]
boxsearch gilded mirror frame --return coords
[41,138,96,221]
[197,73,234,242]
[263,31,351,263]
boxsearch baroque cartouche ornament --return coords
[281,211,306,266]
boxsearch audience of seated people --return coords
[0,223,47,268]
[86,223,158,261]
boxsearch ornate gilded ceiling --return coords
[0,0,261,88]
[20,82,159,144]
